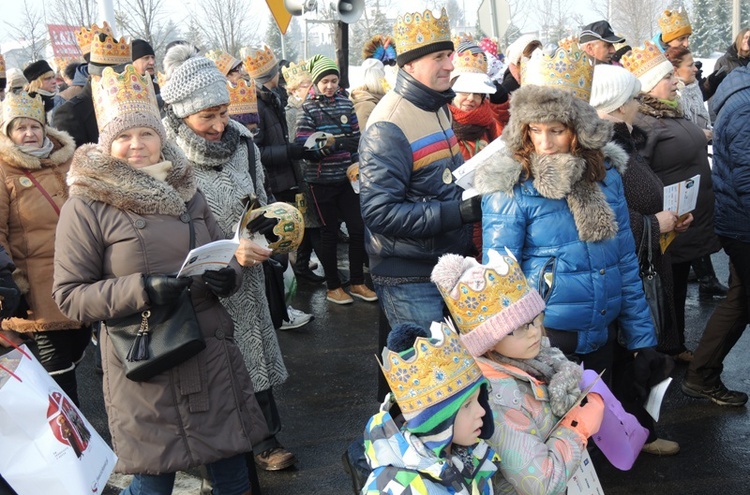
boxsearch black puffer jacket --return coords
[255,85,298,195]
[51,81,98,147]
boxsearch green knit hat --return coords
[309,54,339,85]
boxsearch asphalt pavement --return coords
[74,251,749,495]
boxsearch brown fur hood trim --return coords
[637,93,684,119]
[502,85,614,152]
[0,127,75,170]
[67,140,197,216]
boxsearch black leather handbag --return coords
[104,213,205,382]
[638,217,666,341]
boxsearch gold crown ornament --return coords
[658,8,692,44]
[206,49,241,77]
[620,41,670,80]
[92,64,159,133]
[379,320,484,415]
[156,71,167,88]
[243,45,278,80]
[241,202,305,255]
[227,79,258,116]
[1,91,45,134]
[75,21,114,56]
[281,61,311,88]
[393,8,452,57]
[451,32,475,48]
[520,40,593,100]
[90,32,132,66]
[452,49,488,75]
[0,54,5,79]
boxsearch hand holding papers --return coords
[660,174,700,252]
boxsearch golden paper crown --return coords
[2,91,45,129]
[621,41,669,80]
[0,54,5,79]
[281,61,311,88]
[227,79,258,116]
[451,32,475,48]
[206,49,241,77]
[90,32,132,66]
[380,321,483,414]
[658,9,692,43]
[75,21,114,56]
[393,8,452,57]
[243,45,278,80]
[92,65,159,133]
[156,71,167,88]
[241,202,305,255]
[453,49,487,75]
[520,41,593,100]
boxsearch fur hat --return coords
[590,65,641,114]
[23,60,54,83]
[432,249,546,357]
[161,45,230,118]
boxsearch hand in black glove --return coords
[489,81,509,104]
[694,60,704,84]
[632,347,675,401]
[459,195,483,224]
[702,68,728,99]
[202,267,237,297]
[287,143,306,160]
[144,275,192,306]
[0,270,21,319]
[336,136,360,153]
[247,213,279,242]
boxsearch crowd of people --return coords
[0,4,748,495]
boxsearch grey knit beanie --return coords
[98,111,167,156]
[161,45,230,118]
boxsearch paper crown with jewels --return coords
[393,8,452,66]
[0,54,5,79]
[75,21,114,56]
[241,202,305,255]
[243,45,278,80]
[1,91,46,134]
[92,64,159,133]
[227,79,257,116]
[431,249,546,357]
[379,320,484,415]
[206,49,241,77]
[658,8,692,43]
[520,38,594,100]
[451,32,474,49]
[281,60,311,88]
[90,32,132,66]
[620,41,673,92]
[453,47,488,75]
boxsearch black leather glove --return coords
[459,196,483,224]
[632,347,675,401]
[336,136,360,153]
[247,213,279,242]
[0,270,21,319]
[489,81,509,104]
[144,275,192,306]
[287,143,306,160]
[694,60,704,84]
[702,68,728,99]
[202,267,237,297]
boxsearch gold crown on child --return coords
[90,32,132,66]
[92,65,159,133]
[393,8,452,56]
[0,54,6,79]
[453,49,488,75]
[521,39,593,100]
[206,49,241,77]
[75,21,114,56]
[2,91,45,126]
[281,61,311,87]
[379,321,483,414]
[227,79,258,116]
[658,8,692,42]
[243,45,277,80]
[621,41,669,80]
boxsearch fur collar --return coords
[0,127,75,170]
[637,93,684,119]
[610,122,649,155]
[474,142,628,242]
[67,140,197,216]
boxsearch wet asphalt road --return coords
[78,251,748,494]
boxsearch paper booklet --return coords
[566,449,605,495]
[452,136,507,199]
[660,174,700,253]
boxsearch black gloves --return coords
[702,68,728,100]
[202,267,237,297]
[694,60,704,84]
[288,142,331,162]
[489,81,509,105]
[144,275,192,306]
[632,347,674,401]
[459,196,483,224]
[336,136,360,153]
[287,143,306,160]
[0,270,21,319]
[247,213,279,243]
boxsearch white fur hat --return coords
[590,65,641,114]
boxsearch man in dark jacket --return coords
[358,8,481,331]
[682,66,750,407]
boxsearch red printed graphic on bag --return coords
[47,391,91,458]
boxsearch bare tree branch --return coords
[4,0,50,62]
[196,0,259,56]
[49,0,97,29]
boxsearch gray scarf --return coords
[17,136,54,158]
[163,105,241,169]
[488,337,582,417]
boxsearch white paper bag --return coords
[0,345,117,495]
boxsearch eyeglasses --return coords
[510,314,544,337]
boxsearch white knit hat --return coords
[505,34,538,66]
[161,45,230,118]
[590,65,641,114]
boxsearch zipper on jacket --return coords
[538,257,557,302]
[435,108,457,164]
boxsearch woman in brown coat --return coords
[52,65,265,494]
[0,90,88,404]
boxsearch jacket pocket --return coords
[538,257,556,302]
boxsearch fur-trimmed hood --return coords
[67,140,197,216]
[502,85,614,152]
[0,127,75,170]
[637,93,684,119]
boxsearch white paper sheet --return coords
[176,239,240,278]
[645,377,673,422]
[566,450,604,495]
[452,136,507,190]
[663,174,700,216]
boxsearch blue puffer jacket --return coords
[359,70,472,279]
[710,66,750,243]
